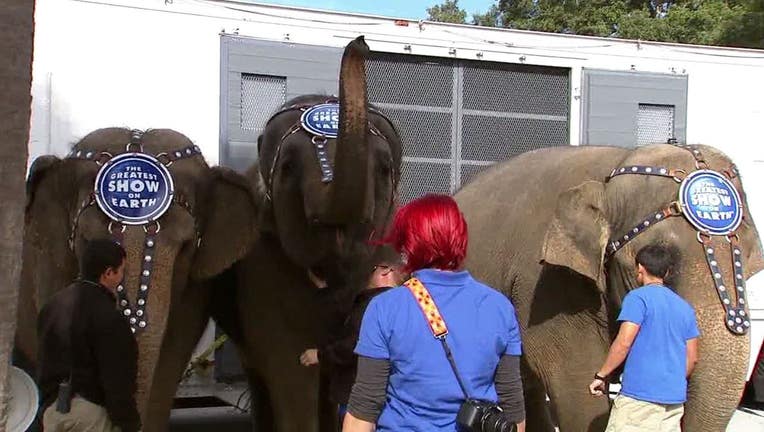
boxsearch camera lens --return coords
[482,408,515,432]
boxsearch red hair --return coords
[383,194,468,273]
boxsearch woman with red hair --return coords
[343,194,526,431]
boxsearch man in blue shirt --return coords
[589,244,700,432]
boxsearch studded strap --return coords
[700,235,750,334]
[608,165,686,182]
[605,202,682,260]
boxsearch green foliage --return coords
[426,0,764,48]
[427,0,468,24]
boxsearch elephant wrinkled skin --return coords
[455,144,764,432]
[16,128,258,431]
[211,36,402,431]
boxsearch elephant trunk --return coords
[323,36,370,225]
[683,304,748,431]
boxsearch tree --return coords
[429,0,764,48]
[0,0,34,429]
[427,0,468,24]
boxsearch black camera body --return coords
[456,399,515,432]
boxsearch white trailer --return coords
[29,0,764,403]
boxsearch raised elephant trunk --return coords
[324,36,370,225]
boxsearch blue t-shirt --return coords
[618,284,700,404]
[355,269,522,431]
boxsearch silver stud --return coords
[737,274,743,279]
[740,310,746,316]
[715,273,722,279]
[143,270,150,277]
[136,310,143,317]
[631,166,638,172]
[738,286,744,291]
[139,321,146,328]
[660,168,667,174]
[138,299,145,305]
[735,261,741,267]
[737,326,743,333]
[729,310,736,316]
[120,300,128,306]
[643,221,650,227]
[734,249,741,255]
[146,240,154,247]
[707,248,714,254]
[194,146,200,151]
[645,167,653,173]
[615,241,621,247]
[736,317,742,324]
[117,285,124,292]
[86,151,93,158]
[624,235,630,240]
[140,284,148,291]
[656,214,663,220]
[130,317,136,324]
[739,298,746,304]
[144,255,152,262]
[633,228,639,233]
[744,321,750,327]
[719,285,726,291]
[723,298,730,305]
[186,148,192,154]
[693,150,700,154]
[76,150,82,157]
[124,309,132,316]
[711,260,717,266]
[175,152,181,157]
[728,320,734,326]
[131,327,136,333]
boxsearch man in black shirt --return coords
[38,239,140,432]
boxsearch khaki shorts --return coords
[606,394,684,432]
[43,396,121,432]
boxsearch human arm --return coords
[589,321,640,396]
[686,337,699,377]
[344,356,390,431]
[495,355,526,429]
[94,314,141,432]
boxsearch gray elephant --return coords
[454,144,764,431]
[16,127,258,431]
[211,36,402,431]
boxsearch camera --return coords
[456,399,516,432]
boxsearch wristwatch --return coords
[594,372,607,381]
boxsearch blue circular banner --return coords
[300,103,339,138]
[679,170,742,235]
[94,153,174,225]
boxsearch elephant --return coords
[15,127,258,431]
[454,144,764,431]
[211,36,402,431]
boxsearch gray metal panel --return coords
[582,69,688,147]
[220,36,342,172]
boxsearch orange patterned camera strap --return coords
[404,277,448,338]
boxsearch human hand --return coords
[588,378,606,397]
[300,349,319,366]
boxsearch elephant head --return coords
[254,36,402,287]
[18,127,258,430]
[542,143,764,430]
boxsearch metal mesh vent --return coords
[637,104,675,146]
[462,115,568,161]
[367,54,454,107]
[398,161,452,204]
[241,74,286,131]
[378,108,452,159]
[463,63,570,116]
[366,54,570,204]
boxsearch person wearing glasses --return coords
[343,194,526,432]
[300,246,406,426]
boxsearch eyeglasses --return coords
[372,264,394,274]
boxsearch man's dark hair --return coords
[80,239,126,282]
[635,243,680,287]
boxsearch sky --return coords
[238,0,496,20]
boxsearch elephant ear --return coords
[192,166,259,280]
[18,155,78,364]
[541,181,611,292]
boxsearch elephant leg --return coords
[259,351,320,431]
[520,360,557,432]
[524,313,611,432]
[245,367,274,431]
[142,282,212,432]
